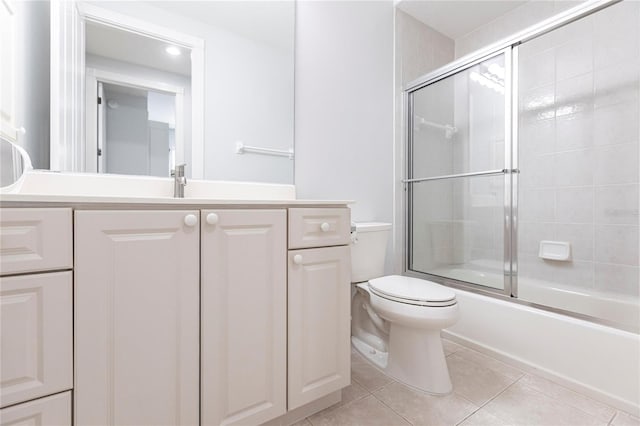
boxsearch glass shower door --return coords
[407,51,511,292]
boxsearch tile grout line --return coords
[516,373,619,423]
[454,373,526,426]
[369,383,416,426]
[481,373,525,409]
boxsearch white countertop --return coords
[0,171,352,207]
[0,193,352,207]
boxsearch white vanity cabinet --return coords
[0,202,351,426]
[287,208,351,410]
[201,209,287,426]
[201,207,352,424]
[74,210,200,426]
[0,208,72,422]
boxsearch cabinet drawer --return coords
[288,208,350,249]
[0,391,72,426]
[0,272,73,408]
[0,208,72,276]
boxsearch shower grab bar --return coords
[402,169,514,183]
[235,142,294,160]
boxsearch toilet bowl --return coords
[350,223,459,395]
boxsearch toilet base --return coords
[351,336,388,370]
[351,327,453,395]
[386,325,453,395]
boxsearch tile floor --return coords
[293,339,640,426]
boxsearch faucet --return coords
[171,163,187,198]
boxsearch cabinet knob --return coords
[293,254,303,265]
[320,222,330,232]
[206,213,219,225]
[184,214,198,227]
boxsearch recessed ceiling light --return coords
[165,46,181,56]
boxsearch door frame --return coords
[85,68,184,174]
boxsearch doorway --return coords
[96,81,176,177]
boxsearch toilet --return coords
[351,222,459,395]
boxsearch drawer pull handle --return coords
[293,254,303,265]
[184,214,198,227]
[206,213,219,225]
[320,222,330,232]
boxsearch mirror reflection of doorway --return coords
[84,18,191,177]
[97,82,176,177]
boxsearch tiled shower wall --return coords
[517,1,640,298]
[455,1,586,59]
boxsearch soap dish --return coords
[538,240,571,261]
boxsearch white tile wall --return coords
[594,225,639,267]
[515,0,640,303]
[555,187,594,224]
[594,143,639,185]
[594,184,639,225]
[454,0,574,58]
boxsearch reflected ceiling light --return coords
[165,46,181,56]
[470,71,505,94]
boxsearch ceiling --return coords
[85,21,192,76]
[396,0,528,39]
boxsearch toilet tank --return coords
[351,222,392,283]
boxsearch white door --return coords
[288,246,351,410]
[201,209,286,426]
[74,210,199,426]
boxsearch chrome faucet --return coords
[171,163,187,198]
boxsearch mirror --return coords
[0,139,32,190]
[7,0,295,184]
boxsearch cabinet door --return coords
[74,210,199,426]
[0,272,72,408]
[0,391,72,426]
[201,210,286,426]
[288,246,351,410]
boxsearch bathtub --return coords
[443,288,640,416]
[428,266,640,331]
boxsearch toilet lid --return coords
[369,275,456,307]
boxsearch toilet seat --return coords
[368,275,456,307]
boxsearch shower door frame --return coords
[402,0,622,299]
[404,47,515,297]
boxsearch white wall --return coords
[294,0,394,269]
[14,0,49,169]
